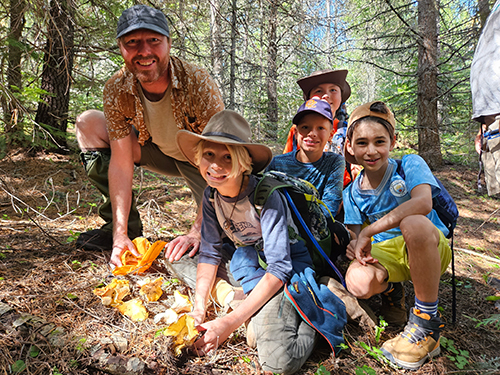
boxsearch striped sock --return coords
[415,297,438,316]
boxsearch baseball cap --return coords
[297,69,351,103]
[347,101,395,130]
[344,101,395,164]
[293,98,333,125]
[117,5,170,39]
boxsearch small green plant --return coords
[375,317,388,343]
[163,278,180,287]
[314,364,330,375]
[240,356,251,363]
[52,367,63,375]
[29,345,40,358]
[475,314,500,330]
[355,365,376,375]
[337,342,349,350]
[71,260,82,269]
[75,337,87,352]
[441,336,470,369]
[483,271,492,283]
[11,359,26,373]
[66,230,80,243]
[356,342,397,369]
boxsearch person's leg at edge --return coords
[381,215,446,370]
[75,110,142,250]
[247,289,317,375]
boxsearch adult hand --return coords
[165,234,200,262]
[110,233,141,267]
[193,318,232,356]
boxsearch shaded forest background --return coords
[1,1,500,374]
[0,0,492,168]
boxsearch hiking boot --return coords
[380,282,407,326]
[76,229,113,251]
[381,308,444,370]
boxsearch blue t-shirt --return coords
[266,151,345,215]
[342,155,448,243]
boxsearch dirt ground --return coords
[0,151,499,375]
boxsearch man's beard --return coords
[127,55,169,84]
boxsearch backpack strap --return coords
[254,175,294,213]
[283,189,346,287]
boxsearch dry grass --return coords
[0,151,499,375]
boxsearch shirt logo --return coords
[390,179,407,197]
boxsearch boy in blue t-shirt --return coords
[266,98,351,271]
[267,98,345,216]
[342,101,452,370]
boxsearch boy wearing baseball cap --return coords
[342,101,452,370]
[268,98,345,216]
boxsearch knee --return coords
[345,263,381,299]
[400,215,439,248]
[76,109,105,131]
[75,110,108,148]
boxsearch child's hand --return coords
[189,308,207,326]
[193,318,232,356]
[346,239,357,260]
[353,233,378,266]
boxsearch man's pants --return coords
[80,139,206,235]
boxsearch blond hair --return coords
[194,140,253,178]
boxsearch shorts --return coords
[371,229,451,283]
[139,140,206,206]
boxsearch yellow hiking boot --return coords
[381,308,444,370]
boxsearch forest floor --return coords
[0,149,499,375]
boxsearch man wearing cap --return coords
[75,4,224,268]
[471,0,500,196]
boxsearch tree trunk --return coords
[228,0,237,110]
[210,0,225,100]
[177,1,186,59]
[417,0,442,168]
[34,0,74,152]
[5,0,26,148]
[265,0,278,141]
[478,0,490,29]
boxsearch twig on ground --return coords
[63,297,130,333]
[475,206,500,232]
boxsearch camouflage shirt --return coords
[103,55,224,145]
